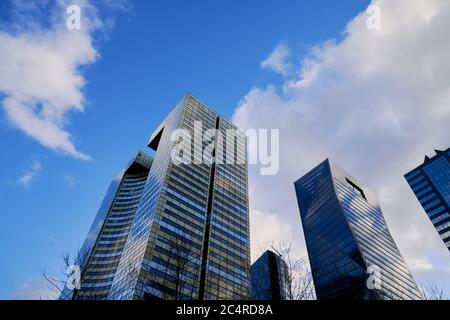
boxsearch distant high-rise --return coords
[404,148,450,252]
[61,93,250,300]
[250,250,288,300]
[294,159,423,300]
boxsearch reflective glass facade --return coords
[250,250,288,300]
[294,159,423,300]
[60,151,153,300]
[405,148,450,252]
[62,93,250,300]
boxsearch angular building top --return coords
[60,151,153,300]
[294,159,423,300]
[62,93,250,300]
[251,250,288,300]
[404,147,450,252]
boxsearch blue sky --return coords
[2,0,450,299]
[0,0,370,298]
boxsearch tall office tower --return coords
[62,93,250,300]
[60,151,153,300]
[294,159,423,300]
[250,250,288,300]
[404,148,450,252]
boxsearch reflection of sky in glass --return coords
[424,157,450,206]
[250,251,288,300]
[336,179,422,300]
[405,149,450,252]
[295,159,423,300]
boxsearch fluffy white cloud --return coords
[0,0,127,160]
[250,209,306,262]
[408,258,434,272]
[235,0,450,292]
[261,43,292,76]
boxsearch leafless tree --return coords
[142,233,200,300]
[43,249,140,300]
[166,235,199,300]
[44,233,201,301]
[270,243,315,300]
[420,280,449,300]
[42,251,85,300]
[251,242,315,300]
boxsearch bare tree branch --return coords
[269,242,315,300]
[421,280,448,300]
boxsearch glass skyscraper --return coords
[61,93,250,300]
[404,148,450,252]
[250,250,288,300]
[294,159,423,300]
[59,151,153,300]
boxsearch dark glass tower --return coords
[61,93,250,300]
[404,148,450,252]
[294,159,423,300]
[250,250,288,300]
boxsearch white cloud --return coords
[234,0,450,293]
[261,43,292,76]
[0,0,127,160]
[17,159,42,188]
[250,209,302,262]
[11,277,59,300]
[408,258,434,272]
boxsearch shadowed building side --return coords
[251,250,288,300]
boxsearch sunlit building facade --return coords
[61,93,250,300]
[294,159,423,300]
[60,151,153,300]
[404,148,450,252]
